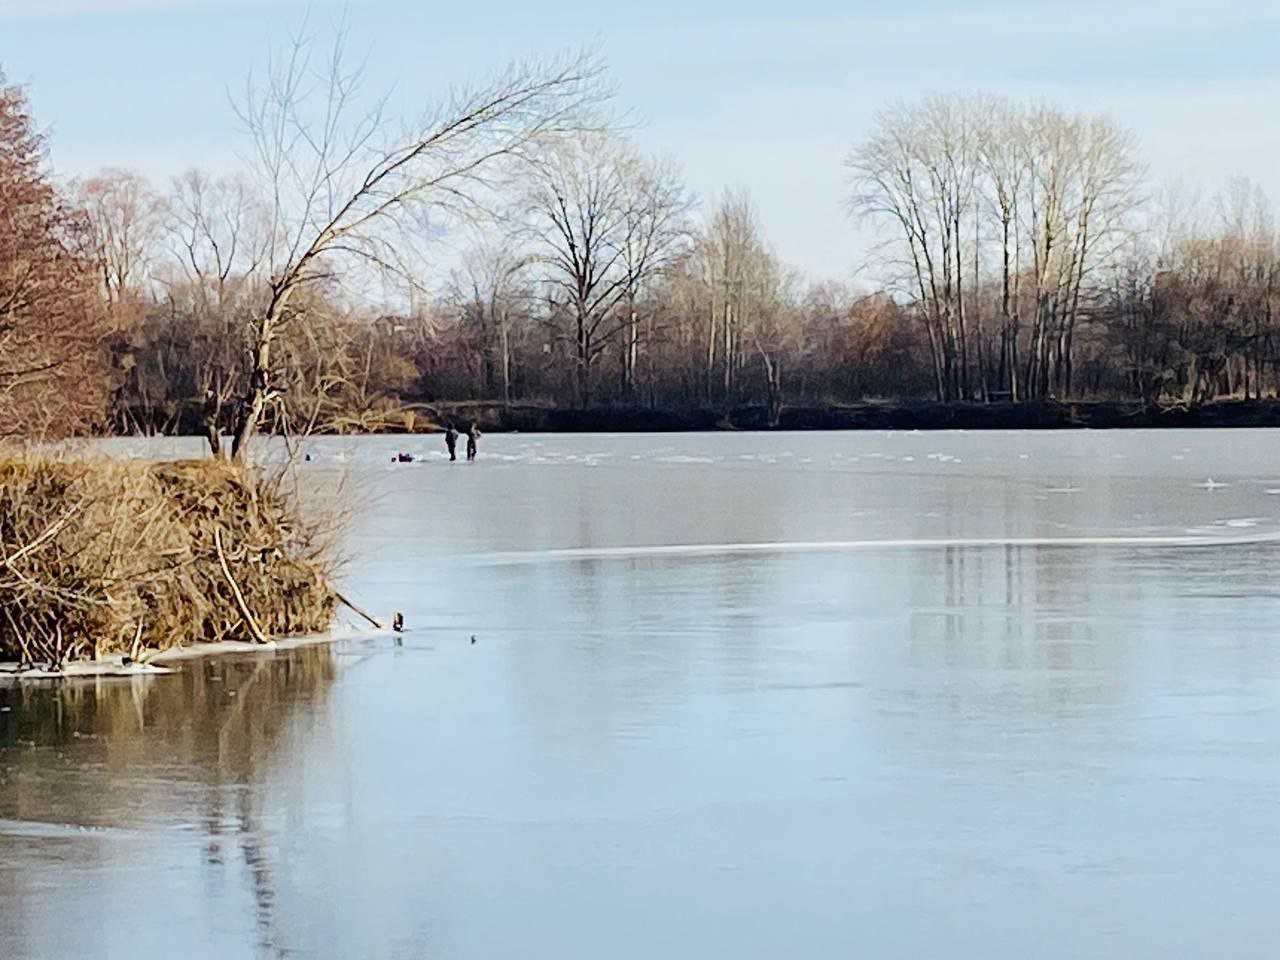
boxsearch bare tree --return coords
[1019,108,1142,397]
[149,169,271,445]
[164,169,269,306]
[526,135,684,406]
[740,257,801,426]
[616,152,692,398]
[1217,178,1277,398]
[450,237,534,405]
[849,95,1142,402]
[74,168,164,306]
[226,22,606,457]
[847,97,981,401]
[699,189,771,405]
[976,97,1025,399]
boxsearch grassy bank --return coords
[0,455,337,668]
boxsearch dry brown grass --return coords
[0,453,337,667]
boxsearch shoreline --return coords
[0,622,394,683]
[115,398,1280,436]
[437,399,1280,432]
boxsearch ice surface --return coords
[9,429,1280,960]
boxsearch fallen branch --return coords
[332,588,383,630]
[213,527,270,645]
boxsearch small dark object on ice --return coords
[392,612,404,633]
[121,655,133,666]
[304,452,313,462]
[470,635,477,645]
[393,452,415,463]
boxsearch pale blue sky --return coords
[3,0,1278,279]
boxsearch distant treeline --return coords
[4,53,1280,443]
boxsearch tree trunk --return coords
[624,290,639,399]
[705,294,717,403]
[576,313,591,408]
[761,351,782,427]
[722,300,733,403]
[500,318,511,406]
[231,320,272,461]
[201,389,222,457]
[924,316,946,402]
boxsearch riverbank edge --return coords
[421,399,1280,432]
[121,399,1280,436]
[0,622,394,682]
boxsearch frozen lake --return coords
[4,430,1280,958]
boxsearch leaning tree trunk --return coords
[231,310,276,461]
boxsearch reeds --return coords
[0,454,337,667]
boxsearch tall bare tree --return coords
[226,23,606,457]
[849,95,1141,402]
[449,238,533,405]
[526,135,686,406]
[74,168,163,307]
[976,97,1025,399]
[699,189,773,405]
[847,97,980,401]
[616,153,692,398]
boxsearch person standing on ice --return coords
[466,423,481,461]
[444,423,459,462]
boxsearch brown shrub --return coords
[0,455,336,666]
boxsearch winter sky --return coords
[2,0,1278,281]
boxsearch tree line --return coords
[4,40,1280,450]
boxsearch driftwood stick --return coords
[332,589,383,630]
[214,527,270,645]
[129,620,144,662]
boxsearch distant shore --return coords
[114,398,1280,438]
[401,399,1280,433]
